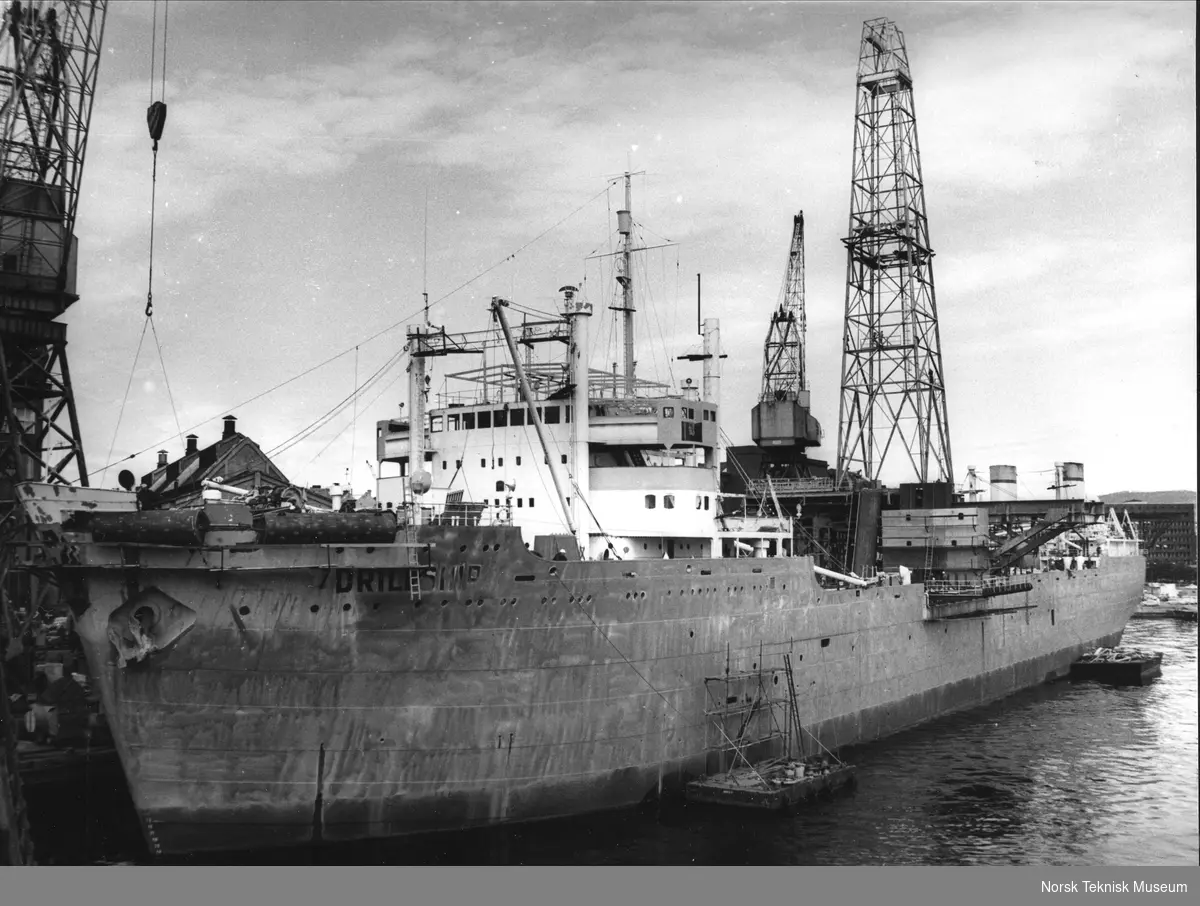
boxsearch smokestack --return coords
[223,415,237,439]
[157,450,168,468]
[186,434,199,455]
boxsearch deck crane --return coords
[751,212,822,450]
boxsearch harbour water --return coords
[25,618,1197,866]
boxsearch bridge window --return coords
[497,457,504,467]
[481,458,487,468]
[645,495,656,509]
[561,455,568,464]
[696,496,702,509]
[664,495,675,509]
[544,406,561,425]
[478,411,492,429]
[663,406,674,418]
[430,415,443,432]
[494,409,508,428]
[496,481,505,492]
[399,457,409,477]
[529,498,535,507]
[516,456,522,466]
[442,461,447,471]
[565,406,571,423]
[705,496,710,510]
[455,459,462,469]
[511,409,525,427]
[517,499,523,508]
[448,414,460,430]
[463,412,475,430]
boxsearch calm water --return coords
[26,618,1198,866]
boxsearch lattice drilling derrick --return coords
[835,18,952,488]
[0,0,106,508]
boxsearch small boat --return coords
[685,755,857,811]
[685,652,856,810]
[1070,647,1162,685]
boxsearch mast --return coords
[562,286,592,553]
[405,326,432,524]
[616,172,634,397]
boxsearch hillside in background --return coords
[1099,490,1197,506]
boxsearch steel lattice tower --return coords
[835,18,952,488]
[0,0,106,510]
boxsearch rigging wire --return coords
[349,345,359,488]
[99,180,611,474]
[100,319,150,485]
[109,0,180,479]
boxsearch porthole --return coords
[689,630,694,638]
[238,605,250,616]
[309,604,319,613]
[440,600,448,607]
[464,599,472,606]
[342,603,351,612]
[459,545,467,553]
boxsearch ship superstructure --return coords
[376,174,788,564]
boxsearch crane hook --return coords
[147,100,167,149]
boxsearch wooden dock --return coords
[15,741,121,787]
[1131,604,1197,622]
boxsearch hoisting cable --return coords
[104,0,174,484]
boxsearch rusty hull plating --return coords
[17,489,1145,856]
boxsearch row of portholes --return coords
[459,543,504,553]
[420,594,598,608]
[293,603,355,614]
[291,583,789,616]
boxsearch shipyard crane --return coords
[0,0,107,865]
[751,211,822,450]
[0,0,106,496]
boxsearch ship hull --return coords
[64,526,1144,856]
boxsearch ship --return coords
[15,175,1145,858]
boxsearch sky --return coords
[62,0,1195,498]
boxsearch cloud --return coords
[62,3,1196,496]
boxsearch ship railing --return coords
[925,574,1036,597]
[746,478,838,497]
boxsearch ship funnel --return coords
[1054,461,1085,500]
[989,465,1018,501]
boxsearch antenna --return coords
[423,184,430,325]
